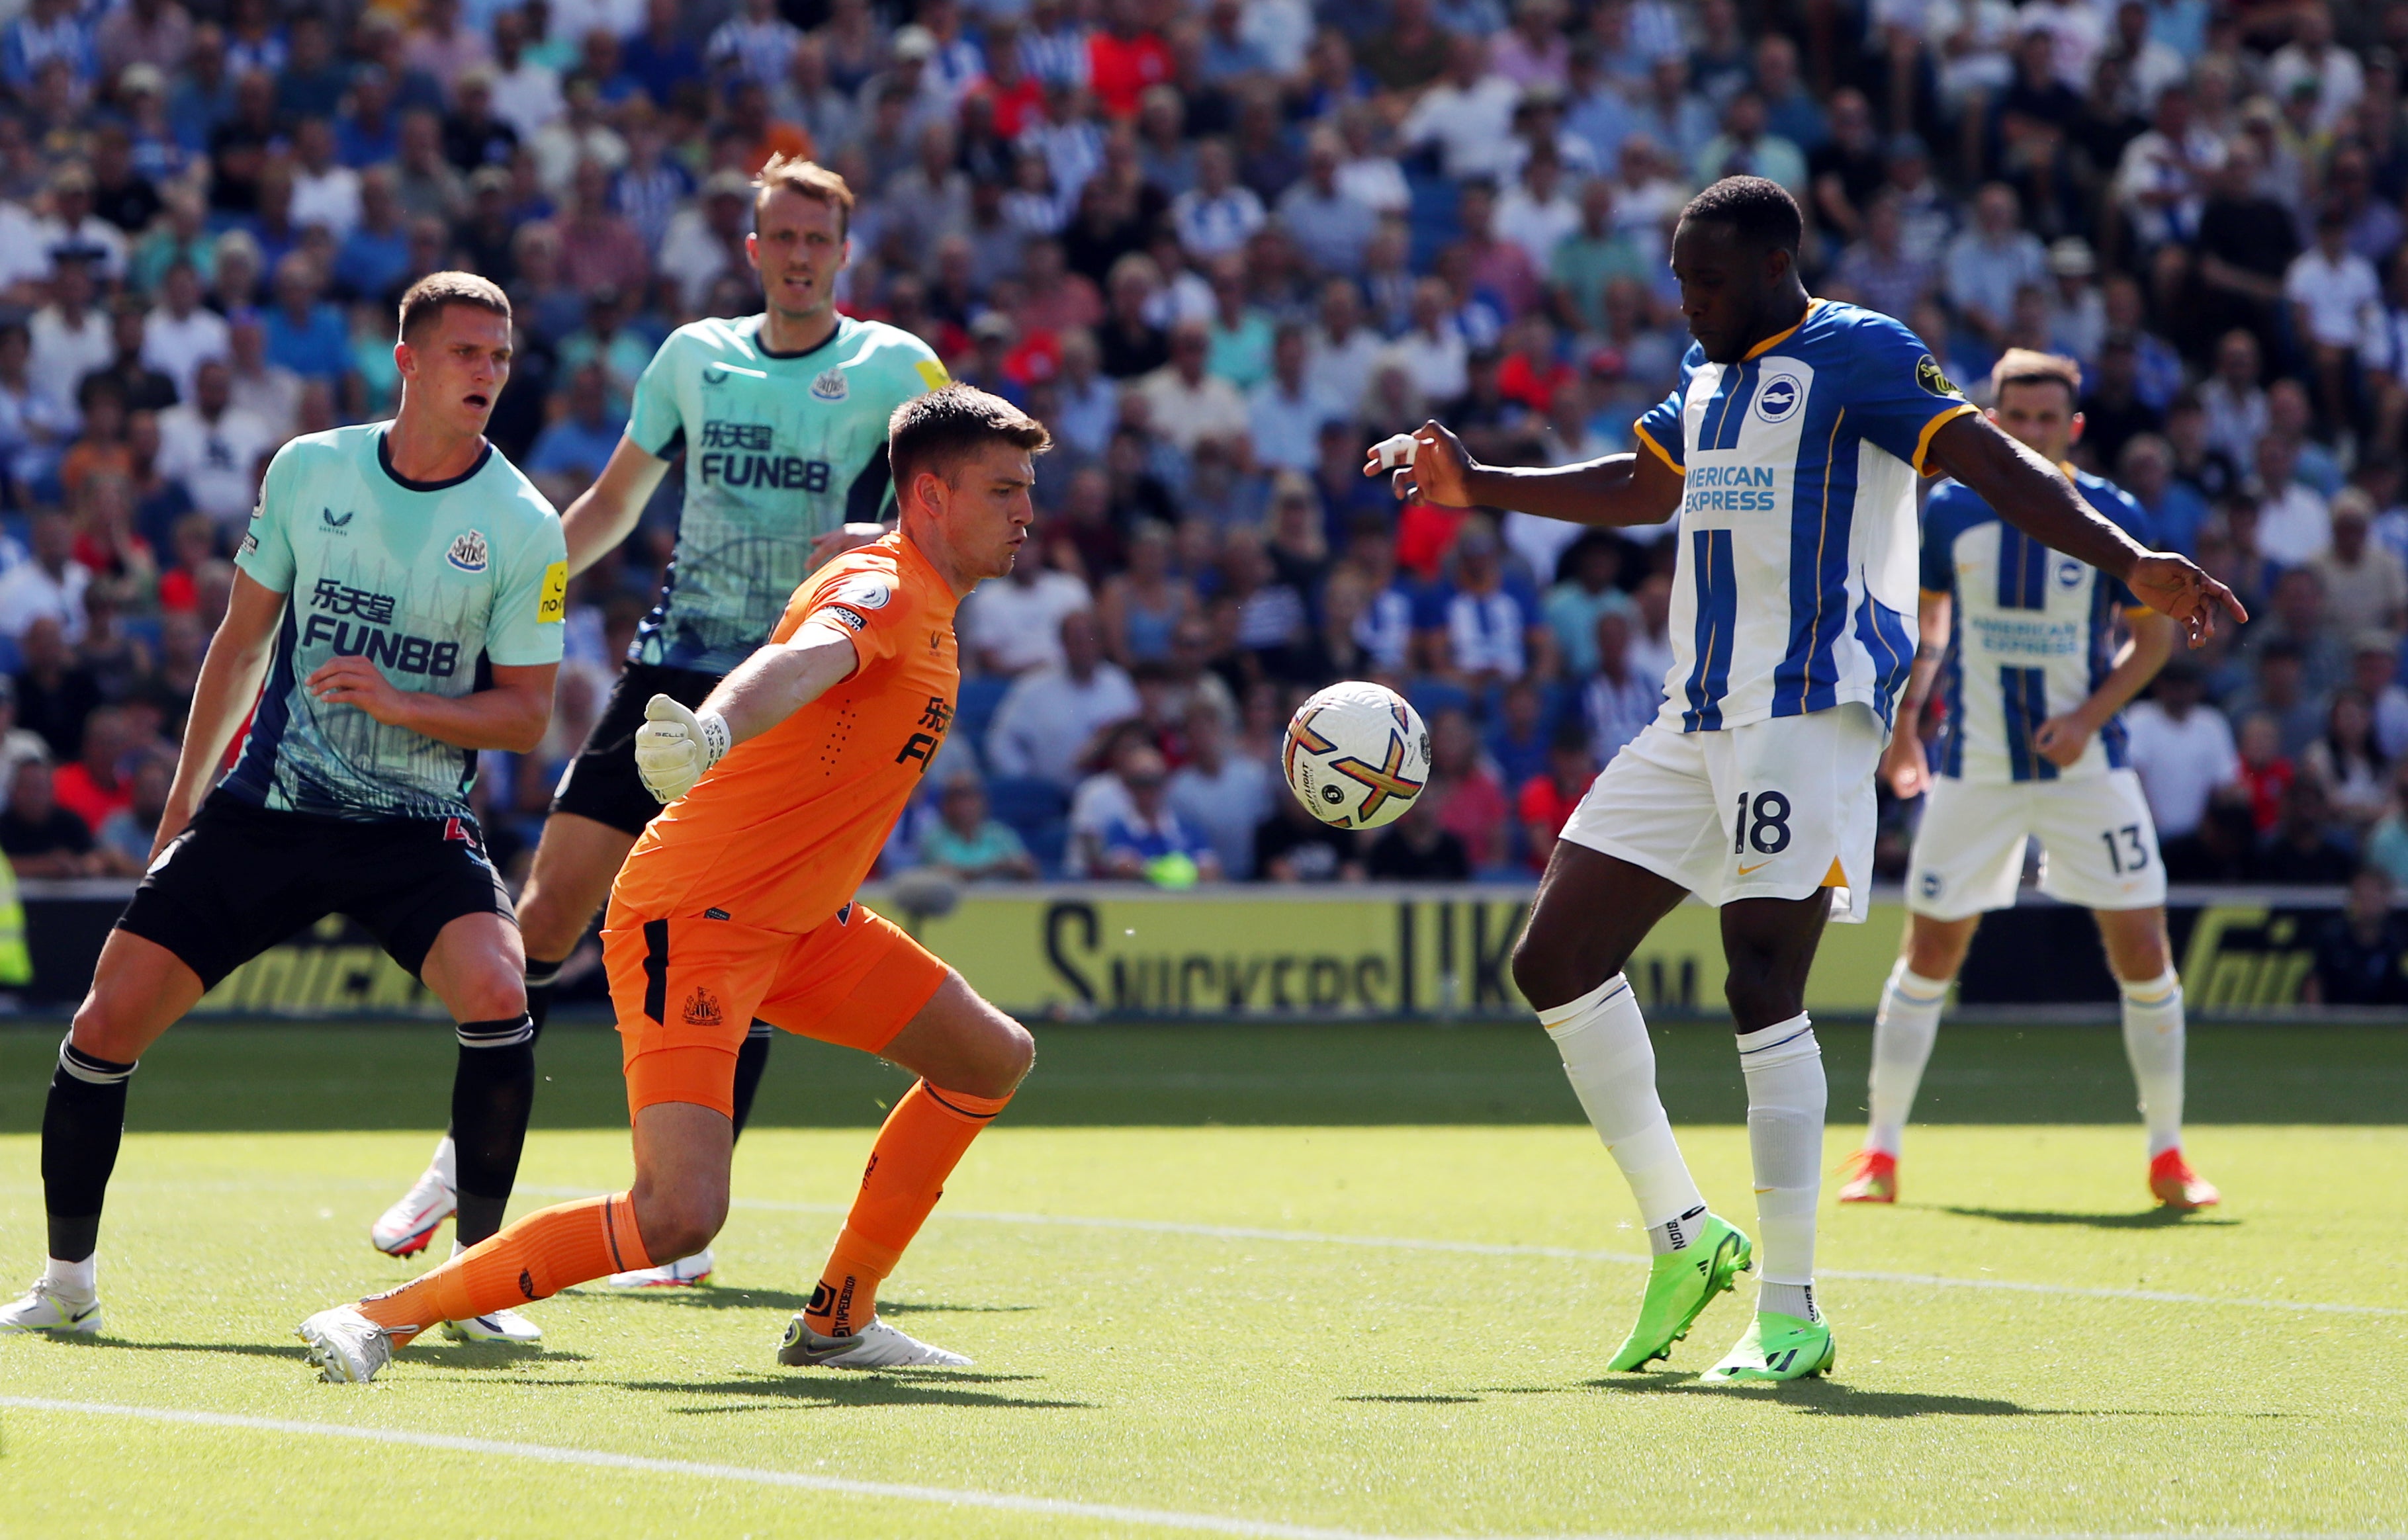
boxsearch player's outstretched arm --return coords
[1925,415,2247,646]
[305,658,559,753]
[560,434,672,578]
[2033,610,2178,768]
[633,628,860,803]
[1362,419,1684,528]
[152,570,289,861]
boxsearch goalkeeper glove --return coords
[633,695,731,804]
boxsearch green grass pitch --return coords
[1,1019,2403,1537]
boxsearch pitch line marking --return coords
[0,1399,2393,1540]
[0,1396,1381,1540]
[523,1187,2405,1320]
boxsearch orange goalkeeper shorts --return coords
[602,901,951,1119]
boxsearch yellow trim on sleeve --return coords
[1744,298,1824,360]
[1633,423,1680,471]
[1911,403,1980,476]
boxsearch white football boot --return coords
[371,1157,456,1258]
[0,1277,102,1335]
[434,1242,542,1342]
[298,1305,392,1383]
[778,1314,971,1369]
[606,1247,714,1288]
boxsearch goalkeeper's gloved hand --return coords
[633,694,731,804]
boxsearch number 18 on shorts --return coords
[1558,704,1885,923]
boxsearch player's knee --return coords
[633,1182,725,1263]
[68,990,147,1064]
[958,1007,1034,1099]
[1721,964,1803,1031]
[992,1015,1036,1090]
[1510,931,1620,1014]
[453,968,529,1026]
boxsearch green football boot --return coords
[1699,1310,1835,1383]
[1604,1212,1753,1371]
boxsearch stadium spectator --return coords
[0,511,91,645]
[0,754,93,877]
[1251,776,1360,883]
[1167,692,1271,880]
[2254,777,2357,885]
[2125,660,2239,841]
[1515,721,1595,871]
[2307,867,2408,1005]
[987,609,1140,790]
[156,359,275,531]
[1098,743,1220,883]
[916,771,1038,882]
[962,532,1092,677]
[50,702,131,833]
[1364,795,1471,879]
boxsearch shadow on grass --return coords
[1590,1377,2057,1417]
[1936,1205,2241,1230]
[568,1287,1037,1318]
[617,1371,1091,1411]
[56,1337,308,1362]
[1337,1393,1480,1404]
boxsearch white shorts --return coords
[1905,769,2166,921]
[1559,705,1884,924]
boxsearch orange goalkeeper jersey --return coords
[610,533,961,930]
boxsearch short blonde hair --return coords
[754,153,856,236]
[1990,347,2082,406]
[397,271,510,341]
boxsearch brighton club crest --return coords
[811,366,849,402]
[445,529,490,574]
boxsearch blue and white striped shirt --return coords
[1923,467,2158,784]
[1634,298,1973,735]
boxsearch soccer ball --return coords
[1282,681,1431,830]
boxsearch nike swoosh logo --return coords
[1736,861,1771,875]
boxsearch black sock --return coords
[523,956,566,1043]
[450,1015,535,1248]
[731,1023,774,1143]
[43,1039,137,1263]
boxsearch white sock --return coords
[1738,1014,1825,1320]
[2119,968,2186,1158]
[43,1254,96,1301]
[1867,962,1949,1156]
[429,1133,457,1189]
[1540,974,1707,1251]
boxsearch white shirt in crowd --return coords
[1168,751,1274,879]
[291,161,363,241]
[1400,73,1520,179]
[959,568,1092,675]
[139,306,231,403]
[1495,183,1581,273]
[490,60,566,142]
[2284,245,2382,351]
[28,306,112,398]
[2122,699,2241,839]
[2256,482,2332,566]
[985,661,1141,789]
[157,402,279,525]
[0,559,91,643]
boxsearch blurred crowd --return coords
[1,0,2407,916]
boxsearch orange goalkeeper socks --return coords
[357,1192,650,1346]
[803,1081,1010,1338]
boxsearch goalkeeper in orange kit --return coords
[298,386,1050,1381]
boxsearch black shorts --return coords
[118,794,517,990]
[549,662,725,836]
